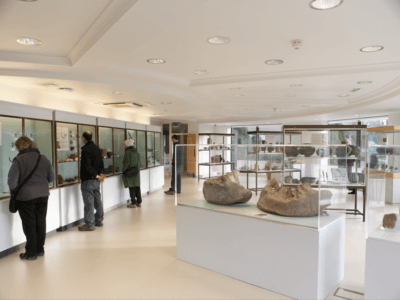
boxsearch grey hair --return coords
[124,139,135,147]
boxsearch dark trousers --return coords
[81,179,103,227]
[170,164,181,193]
[17,196,49,257]
[129,187,142,204]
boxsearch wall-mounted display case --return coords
[155,132,161,166]
[1,116,53,199]
[113,128,125,174]
[56,122,79,186]
[137,131,146,170]
[147,131,155,168]
[98,127,114,176]
[198,133,234,181]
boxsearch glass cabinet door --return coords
[56,123,79,186]
[126,129,136,146]
[147,132,155,168]
[99,127,113,176]
[155,132,161,166]
[137,131,146,169]
[25,119,53,188]
[113,128,125,174]
[0,117,23,199]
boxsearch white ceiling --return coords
[1,0,400,124]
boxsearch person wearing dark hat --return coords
[79,131,105,231]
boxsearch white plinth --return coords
[365,237,400,299]
[177,205,345,300]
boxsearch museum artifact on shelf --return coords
[203,170,252,205]
[257,179,332,217]
[382,213,397,229]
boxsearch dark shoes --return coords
[165,191,175,195]
[78,224,95,231]
[37,251,45,257]
[136,203,141,207]
[20,253,37,261]
[348,189,356,195]
[95,222,103,227]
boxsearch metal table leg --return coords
[363,188,366,222]
[354,188,358,216]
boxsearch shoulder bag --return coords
[9,154,42,213]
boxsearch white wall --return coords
[389,112,400,126]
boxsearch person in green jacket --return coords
[122,139,141,208]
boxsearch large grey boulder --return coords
[203,170,252,205]
[257,179,332,217]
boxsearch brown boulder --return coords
[383,214,397,229]
[257,179,332,217]
[203,170,252,205]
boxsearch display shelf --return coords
[199,162,234,166]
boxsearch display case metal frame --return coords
[198,133,234,182]
[283,124,368,221]
[0,115,55,199]
[55,121,97,187]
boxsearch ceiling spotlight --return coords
[309,0,343,10]
[147,58,165,64]
[194,70,208,75]
[59,87,73,92]
[358,81,372,84]
[290,84,303,87]
[112,91,124,95]
[265,59,284,65]
[286,94,296,97]
[360,46,384,52]
[207,36,231,45]
[338,94,349,97]
[17,37,42,46]
[233,94,244,97]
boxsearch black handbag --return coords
[9,154,42,213]
[123,166,138,178]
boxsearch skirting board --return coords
[365,237,400,299]
[0,230,57,259]
[177,205,345,300]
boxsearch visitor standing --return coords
[79,131,104,231]
[122,139,141,208]
[8,137,55,260]
[165,135,183,195]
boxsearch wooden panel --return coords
[367,126,400,132]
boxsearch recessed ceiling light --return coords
[309,0,343,10]
[17,37,42,46]
[360,46,384,52]
[233,94,244,97]
[59,87,73,92]
[229,87,241,90]
[194,70,208,75]
[286,94,296,97]
[265,59,284,65]
[147,58,165,64]
[290,84,303,87]
[207,36,231,45]
[358,81,372,84]
[338,94,349,97]
[112,91,124,95]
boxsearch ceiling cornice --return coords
[68,0,138,66]
[0,51,71,66]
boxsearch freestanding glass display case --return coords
[113,128,125,174]
[137,130,146,170]
[368,126,400,146]
[98,127,113,176]
[283,125,368,221]
[1,116,54,198]
[198,133,234,181]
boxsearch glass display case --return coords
[147,131,155,168]
[126,129,137,146]
[368,126,400,146]
[367,145,400,243]
[178,143,347,230]
[56,122,79,186]
[137,130,146,170]
[198,133,234,181]
[155,132,162,166]
[98,127,113,176]
[113,128,125,174]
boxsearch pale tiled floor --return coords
[0,176,370,300]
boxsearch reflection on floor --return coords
[0,176,380,299]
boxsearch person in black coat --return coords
[165,135,183,195]
[78,131,105,231]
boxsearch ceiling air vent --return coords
[102,102,143,108]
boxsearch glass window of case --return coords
[368,126,400,147]
[147,131,155,168]
[56,122,79,186]
[367,146,400,243]
[155,132,161,166]
[0,117,23,199]
[113,128,125,174]
[137,131,146,170]
[26,119,53,188]
[99,127,113,176]
[126,129,137,147]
